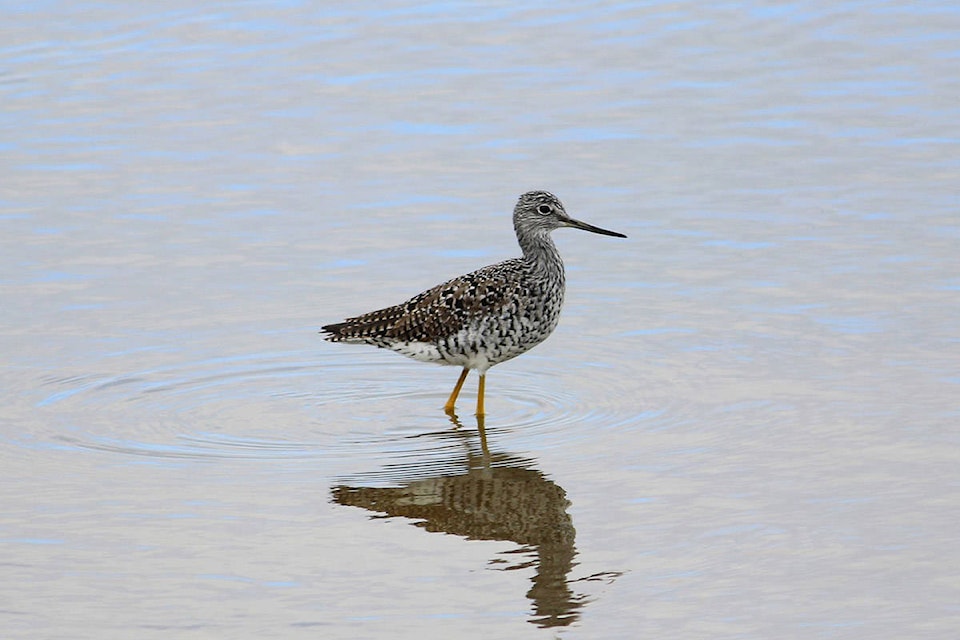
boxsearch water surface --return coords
[3,2,959,638]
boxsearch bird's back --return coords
[321,256,565,370]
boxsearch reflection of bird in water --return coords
[330,418,584,628]
[321,191,625,416]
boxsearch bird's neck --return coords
[518,230,565,277]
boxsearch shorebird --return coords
[321,190,626,416]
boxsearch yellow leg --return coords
[476,413,489,456]
[476,373,486,417]
[444,367,470,415]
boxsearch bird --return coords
[321,190,626,417]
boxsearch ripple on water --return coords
[24,345,672,464]
[29,351,368,461]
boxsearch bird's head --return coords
[513,191,626,239]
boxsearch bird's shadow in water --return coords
[331,412,613,628]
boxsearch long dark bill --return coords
[566,217,627,238]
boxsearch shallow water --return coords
[3,2,959,638]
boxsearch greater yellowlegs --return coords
[321,190,626,416]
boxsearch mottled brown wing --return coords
[388,271,519,342]
[320,303,410,342]
[322,260,523,344]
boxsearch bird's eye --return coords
[536,204,553,215]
